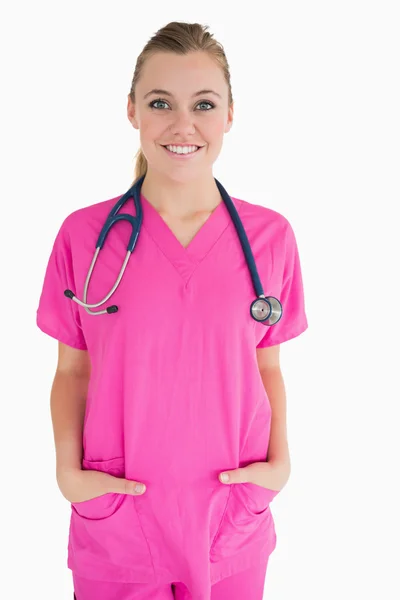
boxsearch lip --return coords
[161,144,205,159]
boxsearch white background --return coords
[1,1,399,599]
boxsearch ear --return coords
[225,102,234,133]
[127,95,139,130]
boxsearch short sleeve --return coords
[256,219,308,348]
[36,219,88,350]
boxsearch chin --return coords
[152,164,211,184]
[167,169,210,184]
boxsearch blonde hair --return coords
[128,21,233,186]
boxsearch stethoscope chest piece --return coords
[250,296,283,325]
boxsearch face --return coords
[127,51,234,182]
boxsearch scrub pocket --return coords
[68,456,155,581]
[210,482,279,562]
[71,457,126,519]
[233,482,279,517]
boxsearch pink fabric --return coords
[36,188,308,600]
[73,559,269,599]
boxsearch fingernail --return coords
[220,473,229,483]
[135,483,145,494]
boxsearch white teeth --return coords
[165,145,199,154]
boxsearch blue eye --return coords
[148,98,215,111]
[196,101,214,110]
[149,99,169,110]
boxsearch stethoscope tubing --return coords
[214,179,264,299]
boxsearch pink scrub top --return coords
[36,185,308,600]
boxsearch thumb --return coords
[219,467,248,485]
[123,479,147,496]
[105,475,147,496]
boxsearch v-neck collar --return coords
[140,190,241,283]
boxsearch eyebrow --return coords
[143,88,222,100]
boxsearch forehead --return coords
[138,51,226,96]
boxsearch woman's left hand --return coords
[218,460,291,492]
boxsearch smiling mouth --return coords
[161,144,205,156]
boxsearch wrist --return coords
[265,459,291,489]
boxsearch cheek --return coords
[204,115,226,139]
[139,118,159,141]
[203,118,226,157]
[201,119,228,162]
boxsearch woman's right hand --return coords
[56,467,146,503]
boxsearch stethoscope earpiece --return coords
[107,305,119,314]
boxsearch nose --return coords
[169,109,196,136]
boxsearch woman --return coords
[36,21,308,600]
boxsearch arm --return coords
[51,343,146,502]
[51,342,91,482]
[256,344,291,489]
[218,345,292,490]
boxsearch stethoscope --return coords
[64,175,283,326]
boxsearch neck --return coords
[139,168,222,217]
